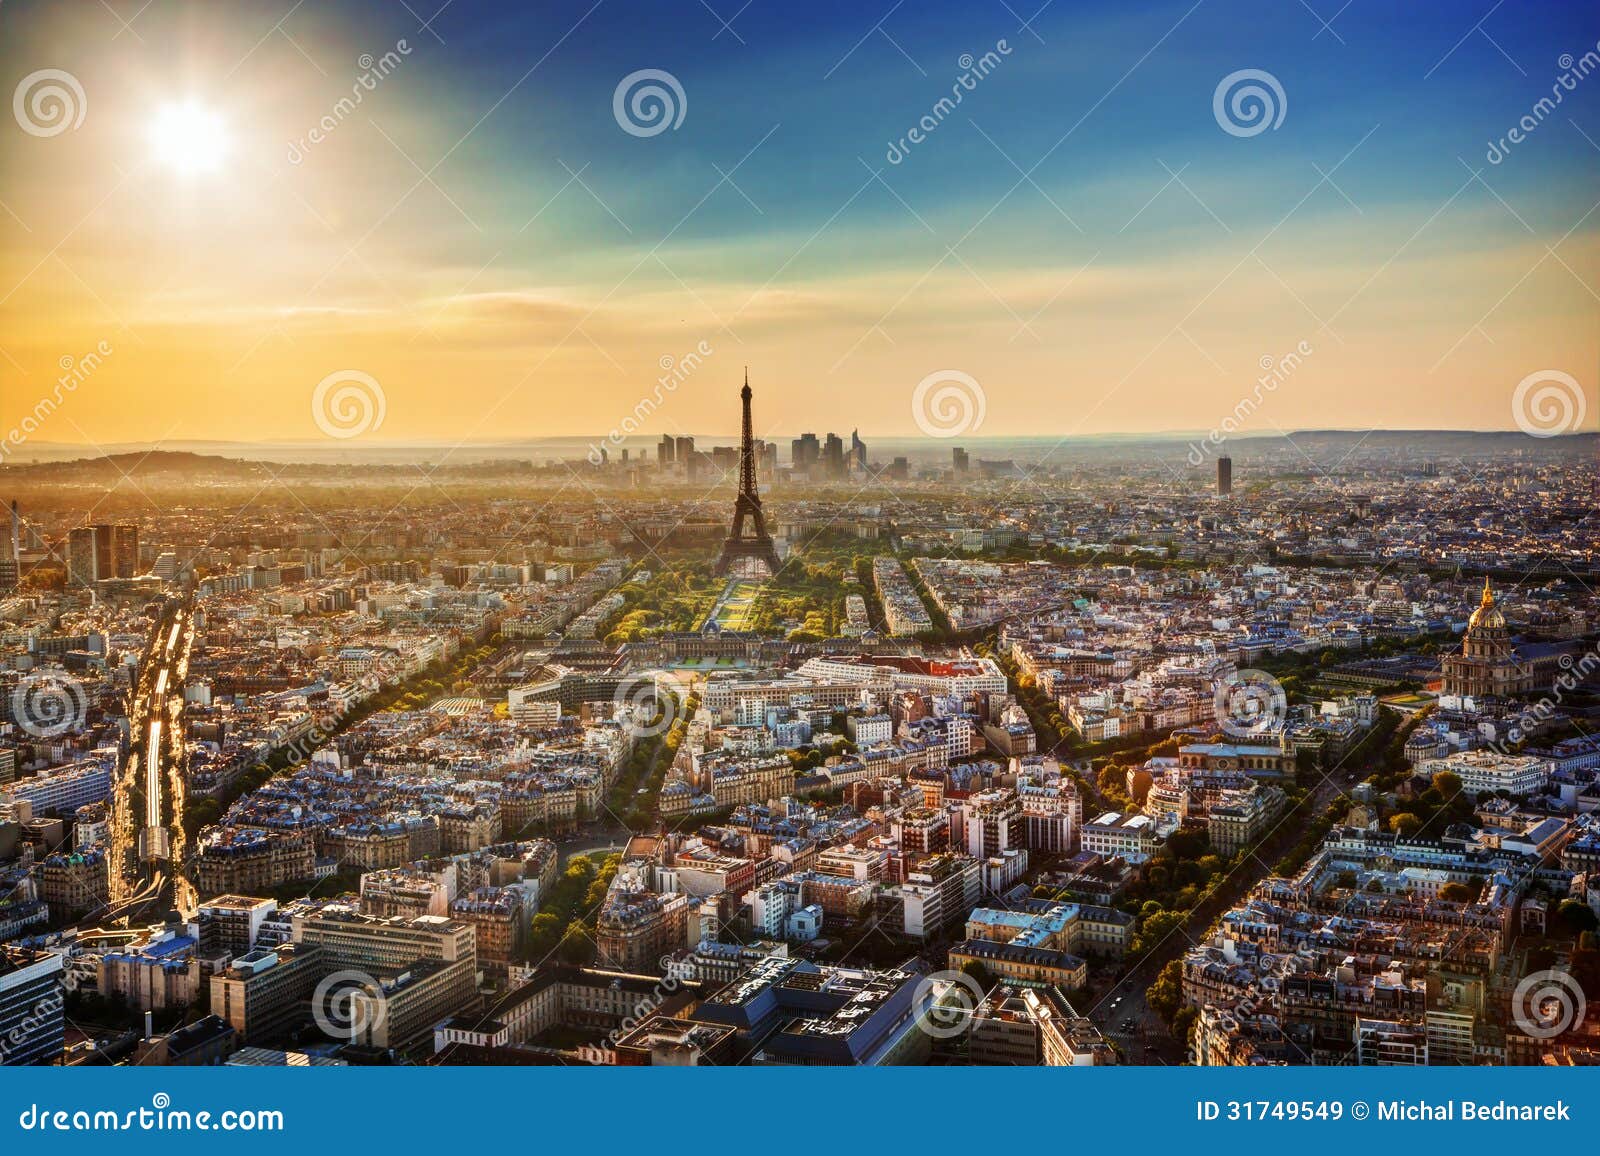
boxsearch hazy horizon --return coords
[2,426,1591,471]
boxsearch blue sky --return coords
[2,0,1596,443]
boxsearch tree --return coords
[1134,909,1188,955]
[528,912,563,956]
[1165,829,1210,861]
[1147,959,1184,1023]
[1555,899,1600,937]
[959,959,995,992]
[1440,881,1478,903]
[557,929,595,965]
[1387,813,1422,837]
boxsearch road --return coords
[1080,758,1368,1062]
[557,827,631,866]
[115,601,195,917]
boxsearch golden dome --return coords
[1468,577,1505,631]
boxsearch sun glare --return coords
[148,101,230,176]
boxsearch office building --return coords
[791,432,819,475]
[209,944,324,1044]
[65,523,140,586]
[0,947,65,1066]
[822,433,845,479]
[292,906,478,1050]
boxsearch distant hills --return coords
[0,429,1590,472]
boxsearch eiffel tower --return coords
[715,371,781,577]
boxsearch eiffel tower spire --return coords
[716,372,780,578]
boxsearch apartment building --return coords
[900,852,982,938]
[595,890,690,973]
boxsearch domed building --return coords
[1441,579,1536,700]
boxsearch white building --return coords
[1081,811,1159,862]
[1421,751,1550,798]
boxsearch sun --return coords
[148,101,230,176]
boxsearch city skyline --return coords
[2,0,1597,450]
[5,0,1600,1093]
